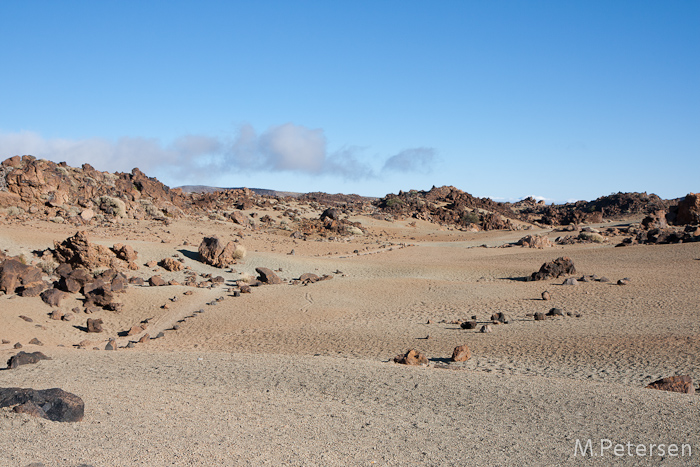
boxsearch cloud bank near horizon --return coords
[0,125,437,184]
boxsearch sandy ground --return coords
[1,214,698,466]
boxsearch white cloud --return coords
[382,147,437,173]
[0,126,436,185]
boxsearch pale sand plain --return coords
[0,212,698,466]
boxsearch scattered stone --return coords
[646,375,695,394]
[61,313,74,322]
[7,351,51,369]
[1,339,9,344]
[155,332,165,339]
[562,277,578,286]
[451,345,471,362]
[138,334,150,343]
[149,275,166,287]
[19,315,33,322]
[86,318,103,333]
[534,312,546,321]
[239,285,252,294]
[598,277,611,283]
[127,325,145,336]
[255,267,283,285]
[145,260,158,268]
[112,243,138,262]
[546,308,564,317]
[516,234,553,249]
[0,387,85,422]
[460,320,478,330]
[160,257,183,272]
[40,288,66,307]
[393,349,428,365]
[14,343,22,349]
[490,312,512,324]
[49,310,64,320]
[617,279,629,286]
[479,325,492,333]
[28,338,42,346]
[105,339,117,351]
[126,342,135,349]
[183,290,193,295]
[232,290,241,297]
[541,291,551,301]
[129,276,145,285]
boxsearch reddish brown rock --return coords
[160,257,183,272]
[675,193,700,225]
[198,236,239,268]
[299,273,320,284]
[127,325,144,336]
[149,275,166,287]
[393,349,428,365]
[227,211,248,225]
[83,280,115,307]
[18,281,48,297]
[40,288,66,307]
[255,267,283,285]
[138,333,150,343]
[111,243,138,262]
[517,235,553,249]
[451,345,471,362]
[529,257,576,281]
[49,310,64,320]
[646,375,695,394]
[0,258,43,294]
[52,231,121,270]
[86,318,103,333]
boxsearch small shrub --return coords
[385,198,404,208]
[239,272,253,283]
[6,206,25,217]
[38,259,59,275]
[98,196,126,218]
[232,244,247,260]
[461,212,480,225]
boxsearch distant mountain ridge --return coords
[177,185,303,197]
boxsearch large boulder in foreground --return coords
[646,375,695,394]
[197,236,243,268]
[0,387,84,422]
[529,257,576,281]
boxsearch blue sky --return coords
[1,1,698,203]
